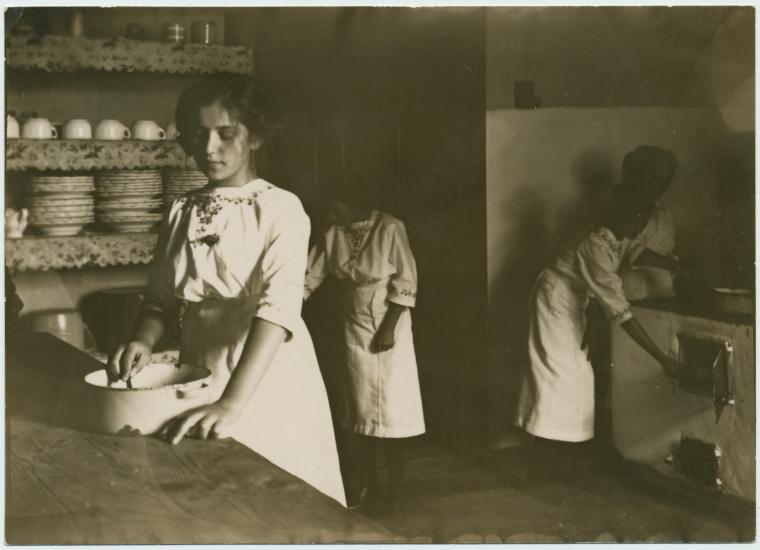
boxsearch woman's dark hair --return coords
[600,183,653,228]
[175,75,285,167]
[622,145,677,198]
[319,167,375,211]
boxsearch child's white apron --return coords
[340,279,425,438]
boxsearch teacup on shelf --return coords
[63,119,92,139]
[95,119,130,140]
[22,118,57,139]
[5,207,29,239]
[132,120,166,141]
[6,115,20,139]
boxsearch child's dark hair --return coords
[319,167,375,211]
[175,75,285,166]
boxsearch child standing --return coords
[304,168,425,512]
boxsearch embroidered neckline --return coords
[338,212,377,262]
[181,181,274,247]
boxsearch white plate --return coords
[98,212,163,220]
[28,198,95,206]
[30,177,95,183]
[96,206,164,213]
[33,224,88,236]
[100,170,161,174]
[30,217,95,225]
[30,208,95,217]
[29,187,96,195]
[107,221,159,233]
[97,183,162,188]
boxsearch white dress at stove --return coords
[516,226,632,442]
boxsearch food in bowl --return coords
[83,363,214,436]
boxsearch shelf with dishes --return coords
[6,138,195,172]
[6,34,254,75]
[9,169,207,240]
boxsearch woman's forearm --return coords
[621,317,668,364]
[130,309,169,348]
[218,318,287,412]
[633,248,680,272]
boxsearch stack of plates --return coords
[163,169,208,202]
[96,170,164,233]
[27,174,96,236]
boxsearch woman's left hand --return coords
[372,323,396,353]
[158,400,242,445]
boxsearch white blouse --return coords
[143,178,310,339]
[553,226,632,325]
[304,211,417,307]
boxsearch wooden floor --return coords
[355,436,754,543]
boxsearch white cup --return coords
[62,119,92,140]
[5,207,28,238]
[94,119,131,140]
[6,115,19,139]
[22,118,58,139]
[132,120,166,141]
[165,121,179,140]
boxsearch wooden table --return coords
[6,333,395,544]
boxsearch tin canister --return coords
[191,21,216,45]
[164,23,186,44]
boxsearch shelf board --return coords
[6,34,254,75]
[6,232,158,272]
[6,139,195,171]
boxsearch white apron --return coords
[340,279,425,438]
[180,296,347,506]
[516,269,595,442]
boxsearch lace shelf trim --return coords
[7,34,254,75]
[6,139,194,171]
[6,232,158,272]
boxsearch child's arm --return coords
[373,219,417,353]
[304,233,330,301]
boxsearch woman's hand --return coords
[158,399,242,445]
[372,323,396,353]
[107,339,153,383]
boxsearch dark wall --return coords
[227,8,489,451]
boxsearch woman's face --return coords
[325,198,356,226]
[624,209,651,239]
[645,177,671,201]
[188,100,262,187]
